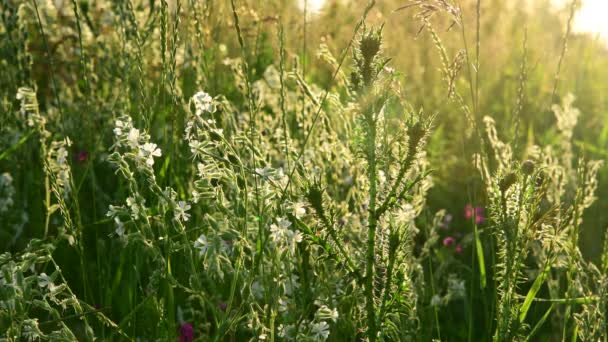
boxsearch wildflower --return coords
[38,273,55,290]
[430,294,443,307]
[311,321,330,340]
[178,322,194,342]
[447,276,466,299]
[292,202,307,219]
[127,128,140,148]
[474,207,485,224]
[442,236,455,247]
[317,305,339,322]
[455,244,463,255]
[464,204,474,219]
[270,217,302,252]
[139,142,162,166]
[194,234,208,256]
[114,217,125,237]
[192,91,215,114]
[255,166,274,180]
[218,302,227,312]
[174,201,191,222]
[76,150,89,163]
[464,204,485,224]
[439,213,452,229]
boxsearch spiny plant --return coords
[302,25,434,340]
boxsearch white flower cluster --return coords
[47,138,73,196]
[0,172,15,214]
[192,91,216,115]
[277,303,338,341]
[269,217,302,254]
[113,115,162,167]
[16,87,47,133]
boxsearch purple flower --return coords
[218,302,227,311]
[178,323,194,342]
[455,244,463,255]
[443,236,455,247]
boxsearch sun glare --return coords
[572,0,608,43]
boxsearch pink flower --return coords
[464,204,485,225]
[76,150,89,163]
[464,204,474,219]
[443,236,455,247]
[475,207,485,224]
[178,323,194,342]
[455,244,463,255]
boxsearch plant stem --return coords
[365,111,378,341]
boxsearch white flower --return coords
[114,218,126,237]
[114,119,124,132]
[192,91,215,114]
[139,142,162,166]
[430,294,443,307]
[292,202,307,219]
[270,217,302,253]
[448,276,466,299]
[194,234,208,256]
[38,273,55,290]
[378,170,386,184]
[189,139,203,157]
[317,305,339,322]
[311,321,330,340]
[255,166,274,180]
[126,197,141,217]
[175,201,191,222]
[127,128,140,147]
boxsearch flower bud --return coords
[521,160,535,175]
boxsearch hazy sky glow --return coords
[570,0,608,43]
[299,0,608,44]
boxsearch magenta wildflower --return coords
[178,322,194,342]
[475,207,485,224]
[464,204,485,225]
[218,302,227,311]
[76,150,89,163]
[464,204,474,219]
[455,244,463,255]
[443,236,455,247]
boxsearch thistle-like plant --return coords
[304,26,433,340]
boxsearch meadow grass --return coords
[1,0,608,341]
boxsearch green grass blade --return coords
[0,130,35,161]
[524,304,553,342]
[474,225,486,289]
[519,262,550,323]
